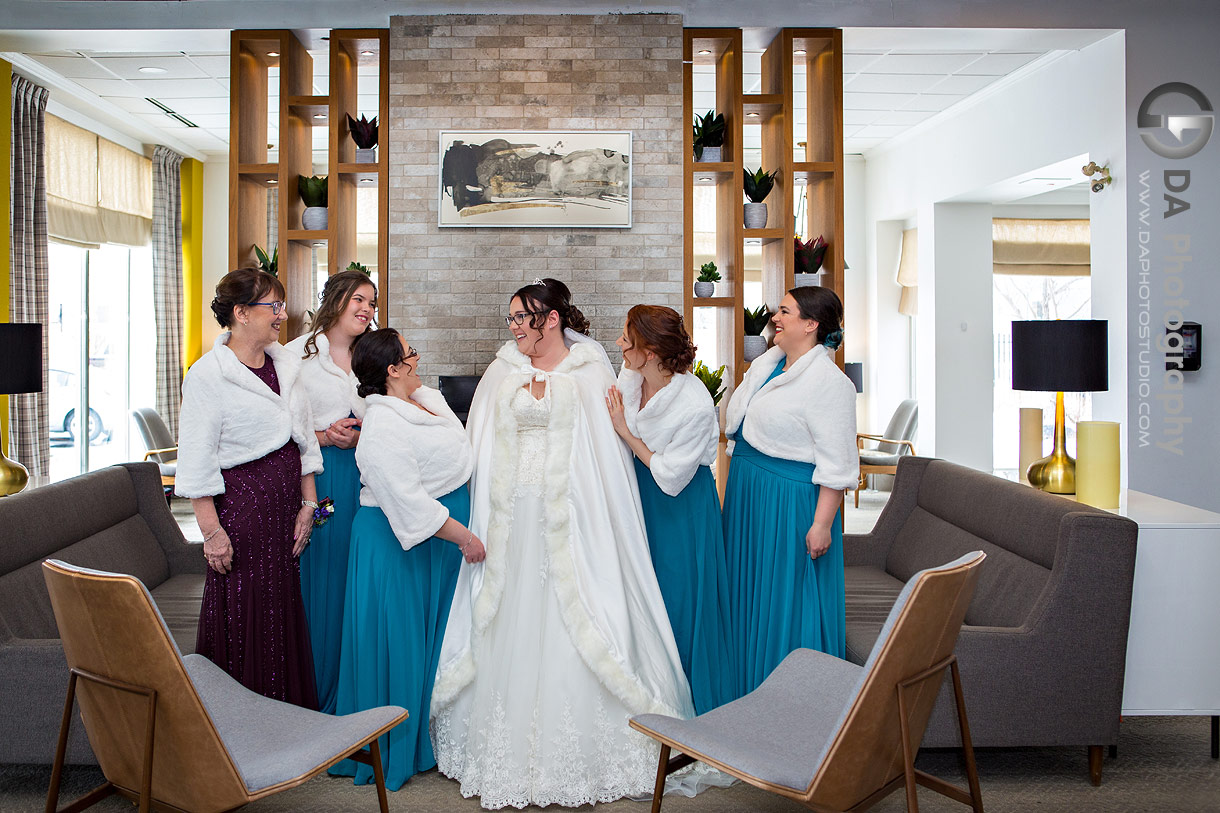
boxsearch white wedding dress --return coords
[431,337,707,810]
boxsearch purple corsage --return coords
[313,497,336,527]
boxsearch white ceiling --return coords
[4,25,1110,203]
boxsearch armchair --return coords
[854,399,917,507]
[131,407,177,492]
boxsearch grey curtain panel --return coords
[151,146,184,437]
[9,74,51,478]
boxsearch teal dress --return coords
[633,457,734,714]
[329,484,468,790]
[299,442,361,714]
[721,360,845,699]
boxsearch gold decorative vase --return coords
[0,448,30,497]
[1027,391,1074,494]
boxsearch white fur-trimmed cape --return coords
[285,332,366,429]
[176,332,323,498]
[431,340,693,721]
[723,343,859,490]
[356,389,473,550]
[616,367,719,496]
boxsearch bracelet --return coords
[302,499,319,510]
[202,526,224,543]
[460,527,473,552]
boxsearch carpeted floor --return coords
[11,491,1214,811]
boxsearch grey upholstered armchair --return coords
[854,399,917,507]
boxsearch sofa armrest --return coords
[120,462,206,576]
[0,637,95,764]
[844,532,891,568]
[843,456,935,570]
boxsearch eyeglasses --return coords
[505,311,543,327]
[401,346,419,365]
[247,301,286,315]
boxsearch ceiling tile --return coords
[843,53,885,73]
[106,95,164,114]
[960,52,1042,76]
[870,52,985,74]
[845,137,887,153]
[186,55,230,77]
[901,93,966,113]
[134,112,187,130]
[166,97,231,116]
[847,73,947,94]
[930,74,999,94]
[28,54,115,80]
[92,56,207,80]
[844,91,917,111]
[871,109,938,126]
[130,77,229,98]
[855,124,911,139]
[843,109,880,127]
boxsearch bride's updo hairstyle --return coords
[789,285,845,350]
[512,277,590,336]
[625,305,697,375]
[352,328,404,398]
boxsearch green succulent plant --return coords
[744,304,774,336]
[692,109,726,159]
[697,261,721,283]
[253,244,278,277]
[743,167,777,204]
[692,360,727,406]
[298,175,328,208]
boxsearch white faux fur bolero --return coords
[176,333,323,499]
[284,332,366,429]
[724,344,859,490]
[356,389,473,550]
[616,367,718,496]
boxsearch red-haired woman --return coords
[605,304,733,714]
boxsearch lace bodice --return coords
[512,384,551,486]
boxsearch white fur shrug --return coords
[724,344,859,490]
[356,389,473,550]
[616,367,718,496]
[285,332,365,429]
[176,333,323,499]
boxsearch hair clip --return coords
[532,277,545,286]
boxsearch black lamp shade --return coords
[844,362,864,393]
[0,323,44,395]
[1012,319,1108,392]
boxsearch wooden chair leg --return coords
[949,660,984,813]
[369,739,390,813]
[895,685,921,813]
[1088,745,1103,786]
[651,744,669,813]
[46,673,118,813]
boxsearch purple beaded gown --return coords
[196,354,319,710]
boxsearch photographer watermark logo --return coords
[1138,82,1213,159]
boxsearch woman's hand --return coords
[459,533,487,564]
[203,527,234,574]
[605,386,631,439]
[805,522,833,560]
[325,417,361,449]
[293,506,315,556]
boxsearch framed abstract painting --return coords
[438,131,632,228]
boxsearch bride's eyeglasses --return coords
[402,346,419,364]
[505,311,542,327]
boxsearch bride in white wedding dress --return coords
[430,279,697,809]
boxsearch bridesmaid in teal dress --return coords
[721,287,859,699]
[287,270,377,714]
[605,304,734,714]
[330,329,486,790]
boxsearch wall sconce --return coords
[1082,161,1112,193]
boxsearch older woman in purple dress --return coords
[176,268,323,708]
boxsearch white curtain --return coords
[993,218,1090,276]
[896,228,918,316]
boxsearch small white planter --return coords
[355,147,377,164]
[793,272,823,288]
[744,202,768,229]
[302,207,328,230]
[694,281,715,298]
[743,335,768,362]
[696,146,722,163]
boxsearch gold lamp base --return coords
[0,448,30,497]
[1026,390,1075,495]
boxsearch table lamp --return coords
[1011,320,1108,494]
[844,362,864,394]
[0,323,44,496]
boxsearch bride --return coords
[431,278,695,809]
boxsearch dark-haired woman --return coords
[432,279,695,808]
[177,268,322,708]
[605,305,732,714]
[721,286,858,698]
[331,328,485,791]
[286,270,376,714]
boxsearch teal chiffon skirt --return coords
[634,459,734,714]
[721,435,844,700]
[329,485,467,790]
[300,444,361,715]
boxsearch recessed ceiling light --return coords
[267,51,280,57]
[360,50,375,56]
[313,113,326,119]
[699,177,711,182]
[698,49,711,55]
[313,241,325,247]
[139,66,167,75]
[746,112,759,118]
[268,179,277,185]
[359,178,374,184]
[795,49,807,55]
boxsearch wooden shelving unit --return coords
[229,29,389,339]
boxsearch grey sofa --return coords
[844,456,1138,783]
[0,462,205,765]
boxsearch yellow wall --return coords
[1,59,12,456]
[181,157,205,367]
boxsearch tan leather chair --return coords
[42,559,407,813]
[631,551,986,813]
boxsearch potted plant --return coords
[693,110,726,163]
[299,175,328,230]
[347,114,378,163]
[743,167,777,229]
[692,360,726,406]
[253,244,278,277]
[347,260,371,275]
[694,261,720,297]
[743,304,773,362]
[794,234,828,287]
